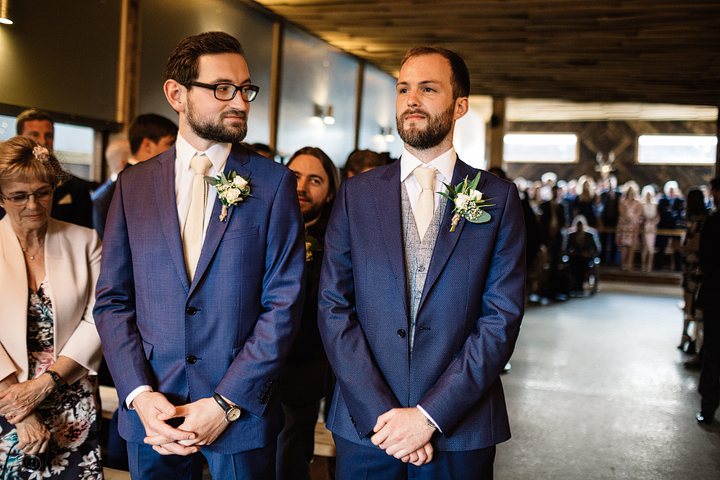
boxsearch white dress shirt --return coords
[400,146,456,216]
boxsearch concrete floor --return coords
[311,283,720,479]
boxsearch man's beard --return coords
[187,99,248,144]
[300,197,327,223]
[396,103,454,150]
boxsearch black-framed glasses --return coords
[1,186,54,206]
[188,82,260,102]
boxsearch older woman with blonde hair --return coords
[0,136,102,477]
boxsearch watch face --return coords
[226,407,242,422]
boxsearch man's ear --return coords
[454,97,469,120]
[164,79,186,113]
[139,138,155,156]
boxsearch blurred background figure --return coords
[673,189,709,354]
[0,136,103,478]
[640,185,659,273]
[617,181,642,271]
[277,147,338,480]
[341,149,385,179]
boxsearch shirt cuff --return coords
[416,404,443,433]
[125,385,153,410]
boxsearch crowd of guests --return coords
[502,171,716,304]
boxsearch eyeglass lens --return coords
[4,188,53,206]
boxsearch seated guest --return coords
[5,109,95,228]
[0,136,103,478]
[277,147,338,480]
[92,114,177,239]
[564,217,600,293]
[341,149,385,178]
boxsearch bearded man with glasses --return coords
[94,31,305,479]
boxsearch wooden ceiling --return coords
[249,0,720,108]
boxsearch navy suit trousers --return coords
[333,434,495,480]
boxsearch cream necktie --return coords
[184,154,213,281]
[414,166,436,240]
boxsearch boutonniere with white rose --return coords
[439,172,494,232]
[204,170,252,222]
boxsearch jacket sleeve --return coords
[93,175,156,405]
[214,169,306,418]
[318,181,402,439]
[418,183,526,434]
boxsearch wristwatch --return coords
[213,393,242,422]
[44,370,64,388]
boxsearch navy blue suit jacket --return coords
[94,144,306,454]
[318,158,525,451]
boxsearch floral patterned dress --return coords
[0,283,102,480]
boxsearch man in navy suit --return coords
[94,31,305,479]
[318,47,525,479]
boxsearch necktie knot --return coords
[414,166,436,190]
[190,154,212,177]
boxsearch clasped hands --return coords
[0,375,56,456]
[132,392,229,456]
[371,407,436,466]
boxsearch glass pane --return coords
[504,133,578,163]
[637,135,717,165]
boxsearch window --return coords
[504,133,578,163]
[637,135,717,165]
[0,114,95,180]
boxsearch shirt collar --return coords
[175,132,230,174]
[400,146,456,183]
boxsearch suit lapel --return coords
[372,162,409,319]
[419,159,481,307]
[154,149,190,292]
[189,148,250,294]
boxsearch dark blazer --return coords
[277,215,334,407]
[52,174,94,228]
[318,158,526,451]
[91,178,116,240]
[94,144,306,454]
[697,211,720,316]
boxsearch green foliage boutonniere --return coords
[204,170,251,222]
[439,172,493,232]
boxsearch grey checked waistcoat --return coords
[401,185,447,354]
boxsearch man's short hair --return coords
[164,31,244,86]
[16,109,54,135]
[128,114,178,155]
[287,146,339,202]
[710,177,720,191]
[342,149,385,178]
[401,46,470,99]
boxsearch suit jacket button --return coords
[186,355,197,364]
[397,329,406,338]
[186,307,197,315]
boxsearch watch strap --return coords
[44,370,63,387]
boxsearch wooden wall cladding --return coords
[504,121,716,194]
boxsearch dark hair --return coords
[165,31,244,86]
[710,177,720,191]
[128,114,178,154]
[401,46,470,99]
[686,189,707,218]
[287,146,339,201]
[488,167,507,180]
[342,149,385,178]
[0,136,69,193]
[16,109,54,135]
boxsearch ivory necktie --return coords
[184,154,213,280]
[414,166,436,240]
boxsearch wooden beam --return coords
[488,97,506,170]
[115,0,142,126]
[269,19,284,156]
[353,61,365,150]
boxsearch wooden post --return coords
[716,111,719,178]
[353,61,365,151]
[269,20,284,157]
[488,97,506,171]
[115,0,142,127]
